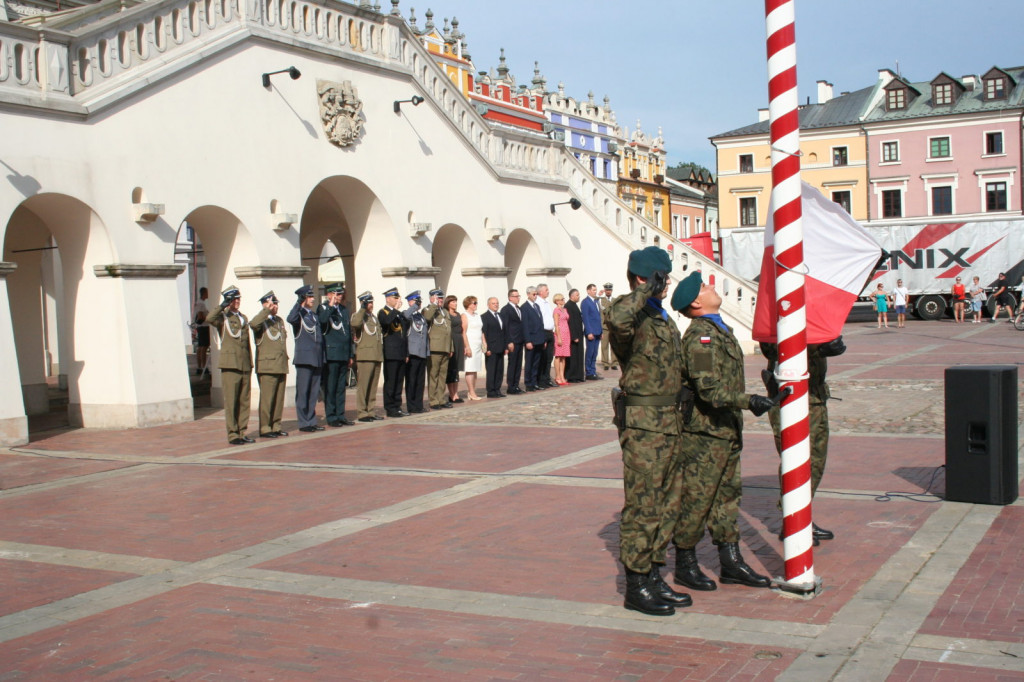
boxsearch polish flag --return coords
[753,182,883,343]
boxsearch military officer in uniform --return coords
[606,247,691,616]
[351,291,384,422]
[206,284,254,444]
[319,282,354,427]
[250,291,289,438]
[378,287,409,418]
[600,283,617,371]
[287,284,325,432]
[403,291,430,413]
[670,273,776,592]
[423,288,454,409]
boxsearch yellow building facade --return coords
[617,124,672,233]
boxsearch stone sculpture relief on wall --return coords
[317,79,363,148]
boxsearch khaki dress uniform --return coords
[600,293,616,370]
[207,301,253,442]
[351,303,383,420]
[424,300,454,408]
[250,306,289,436]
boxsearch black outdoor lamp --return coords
[549,198,582,215]
[262,66,301,89]
[393,95,425,113]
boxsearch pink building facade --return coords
[864,68,1024,222]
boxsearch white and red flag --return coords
[753,182,883,343]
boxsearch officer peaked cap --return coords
[383,287,400,298]
[357,291,374,303]
[429,288,444,297]
[259,290,277,304]
[603,283,614,290]
[221,285,240,300]
[627,246,672,278]
[295,284,315,298]
[326,282,345,294]
[405,290,421,301]
[671,271,703,312]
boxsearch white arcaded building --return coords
[0,0,757,445]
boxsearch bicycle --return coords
[1014,304,1024,331]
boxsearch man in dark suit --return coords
[482,296,507,398]
[378,287,409,418]
[565,289,586,383]
[319,282,354,426]
[520,286,548,391]
[501,289,524,394]
[287,284,325,432]
[581,283,604,380]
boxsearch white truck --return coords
[721,218,1024,320]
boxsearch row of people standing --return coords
[205,282,355,444]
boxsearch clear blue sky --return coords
[414,0,1024,171]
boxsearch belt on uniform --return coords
[623,394,678,407]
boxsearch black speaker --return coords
[944,365,1018,504]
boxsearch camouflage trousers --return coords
[673,433,742,548]
[769,402,829,504]
[618,426,684,573]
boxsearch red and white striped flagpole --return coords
[764,0,817,592]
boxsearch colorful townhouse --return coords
[863,67,1024,222]
[711,81,872,229]
[616,122,671,233]
[544,86,623,183]
[712,66,1024,230]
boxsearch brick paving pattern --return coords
[0,319,1020,679]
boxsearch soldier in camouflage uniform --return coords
[761,337,846,543]
[670,273,776,590]
[607,246,692,616]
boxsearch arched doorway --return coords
[504,227,545,293]
[431,223,478,300]
[2,194,114,432]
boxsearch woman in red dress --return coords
[552,293,571,385]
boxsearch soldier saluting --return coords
[250,291,289,438]
[423,288,454,409]
[288,284,325,432]
[351,291,384,422]
[606,247,691,616]
[206,284,254,445]
[319,282,354,427]
[378,287,409,418]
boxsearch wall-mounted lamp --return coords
[549,198,582,215]
[262,66,301,89]
[394,95,425,113]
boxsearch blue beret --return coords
[221,285,240,300]
[406,290,421,301]
[671,271,703,312]
[295,285,314,298]
[627,246,672,278]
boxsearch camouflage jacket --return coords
[764,344,830,405]
[681,316,751,439]
[606,282,683,435]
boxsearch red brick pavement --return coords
[919,506,1024,644]
[218,424,613,474]
[0,452,136,491]
[887,660,1019,681]
[261,481,935,625]
[0,467,463,561]
[0,583,799,680]
[0,559,135,617]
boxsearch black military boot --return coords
[718,542,771,588]
[812,523,834,540]
[624,569,675,616]
[674,547,717,591]
[649,565,692,607]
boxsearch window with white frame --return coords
[831,190,851,214]
[929,137,951,159]
[739,154,753,173]
[832,147,848,166]
[881,141,899,163]
[882,189,902,218]
[931,186,953,215]
[739,197,757,226]
[985,131,1004,156]
[986,182,1008,211]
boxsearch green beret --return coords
[627,246,672,278]
[671,271,703,312]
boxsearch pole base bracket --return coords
[771,575,822,600]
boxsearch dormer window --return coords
[985,77,1006,100]
[887,88,906,110]
[934,83,952,105]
